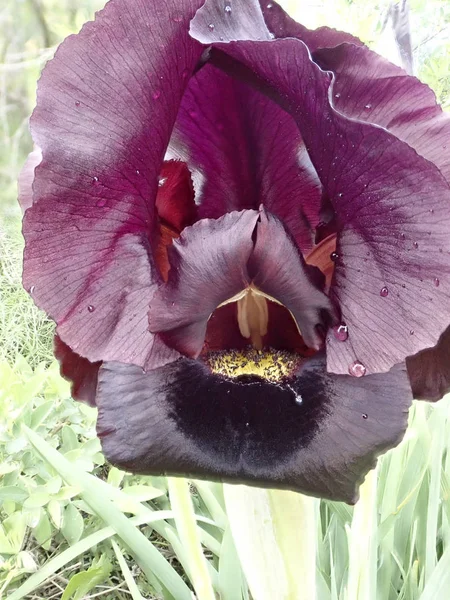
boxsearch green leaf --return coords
[61,503,84,545]
[33,510,52,550]
[0,486,29,503]
[61,555,112,600]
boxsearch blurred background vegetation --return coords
[1,1,450,599]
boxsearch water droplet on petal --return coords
[158,176,167,187]
[75,100,80,107]
[267,2,273,7]
[29,285,35,295]
[224,2,232,13]
[92,176,100,185]
[245,422,250,427]
[295,394,303,405]
[362,413,368,419]
[349,361,366,377]
[333,323,348,342]
[413,241,419,249]
[87,305,95,313]
[96,198,107,207]
[410,329,414,335]
[152,90,161,100]
[330,251,339,262]
[434,277,440,287]
[364,103,372,110]
[380,286,389,297]
[269,32,275,39]
[334,92,341,99]
[136,169,140,175]
[208,23,215,31]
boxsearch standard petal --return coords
[190,12,450,376]
[406,325,450,402]
[148,210,258,357]
[96,355,412,502]
[313,44,450,184]
[170,63,321,252]
[23,0,204,368]
[18,147,42,213]
[54,335,100,406]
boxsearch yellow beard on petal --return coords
[203,347,302,383]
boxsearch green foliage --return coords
[1,0,450,599]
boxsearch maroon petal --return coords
[190,12,450,376]
[148,210,259,357]
[18,148,42,213]
[54,335,100,406]
[170,63,321,252]
[259,0,363,50]
[22,0,205,368]
[313,44,450,184]
[406,325,450,402]
[96,355,412,502]
[250,210,337,350]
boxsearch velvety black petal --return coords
[406,325,450,402]
[190,9,450,377]
[54,335,100,406]
[96,355,412,502]
[148,210,259,357]
[170,63,321,252]
[22,0,204,368]
[250,210,337,349]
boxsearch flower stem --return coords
[223,484,318,600]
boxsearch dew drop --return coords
[75,100,80,107]
[29,285,35,295]
[434,277,440,287]
[333,323,348,342]
[269,32,275,39]
[295,395,303,405]
[330,251,339,262]
[380,286,389,297]
[245,422,250,427]
[334,92,341,99]
[152,90,161,100]
[158,176,167,187]
[208,23,215,31]
[410,329,414,335]
[337,192,343,198]
[96,198,107,207]
[87,305,95,313]
[362,413,368,420]
[224,2,232,13]
[349,361,366,377]
[136,169,140,175]
[92,176,99,185]
[267,2,273,7]
[364,103,372,110]
[413,241,419,249]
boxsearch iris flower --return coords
[20,0,450,502]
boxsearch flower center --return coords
[203,347,303,382]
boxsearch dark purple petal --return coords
[406,325,450,402]
[96,355,412,502]
[23,0,204,368]
[54,335,100,406]
[148,210,259,357]
[313,44,450,183]
[190,13,450,376]
[18,148,42,213]
[250,210,337,349]
[171,63,321,252]
[259,0,363,50]
[148,208,334,356]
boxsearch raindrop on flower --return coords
[224,2,232,13]
[152,90,161,100]
[136,169,140,175]
[75,100,80,107]
[158,176,167,187]
[92,176,100,185]
[87,305,95,313]
[330,251,339,262]
[29,285,35,295]
[413,241,419,249]
[380,286,389,297]
[208,23,215,31]
[410,329,414,335]
[334,92,341,99]
[362,413,368,420]
[333,323,348,342]
[364,104,372,110]
[267,2,273,7]
[269,32,275,39]
[434,277,440,287]
[349,361,366,377]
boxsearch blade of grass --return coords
[111,539,145,600]
[167,477,215,600]
[22,425,192,600]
